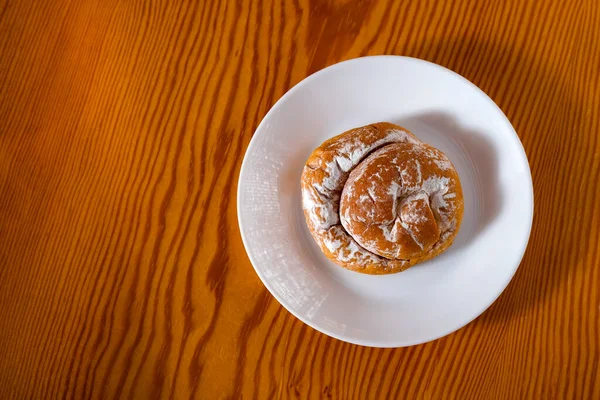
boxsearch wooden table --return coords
[1,0,599,398]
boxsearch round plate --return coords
[237,56,533,347]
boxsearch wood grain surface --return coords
[0,0,599,398]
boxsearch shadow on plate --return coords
[394,37,592,324]
[393,112,502,255]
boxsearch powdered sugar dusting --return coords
[302,125,419,232]
[301,123,462,273]
[323,225,382,265]
[339,142,460,260]
[433,158,453,170]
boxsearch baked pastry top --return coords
[301,122,463,274]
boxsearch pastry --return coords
[301,122,463,274]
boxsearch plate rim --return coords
[237,55,534,347]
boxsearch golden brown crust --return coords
[301,122,463,275]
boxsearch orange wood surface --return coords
[0,0,599,398]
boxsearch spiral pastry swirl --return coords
[301,122,464,274]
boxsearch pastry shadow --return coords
[385,36,592,324]
[392,112,502,254]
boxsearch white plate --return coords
[237,56,533,347]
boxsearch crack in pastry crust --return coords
[301,122,464,275]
